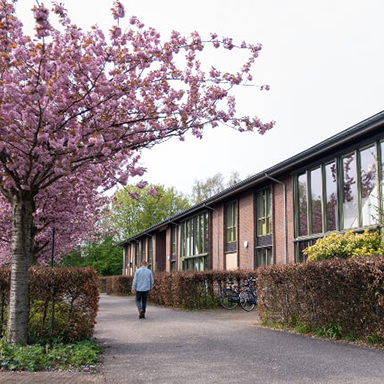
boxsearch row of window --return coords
[178,190,272,270]
[125,138,384,272]
[294,140,384,261]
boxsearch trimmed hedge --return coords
[150,270,253,309]
[0,266,99,342]
[105,275,133,295]
[257,256,384,339]
[101,270,255,308]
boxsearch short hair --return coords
[140,261,148,267]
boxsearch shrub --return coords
[303,229,384,261]
[102,270,255,309]
[257,256,384,340]
[0,338,101,371]
[0,267,99,343]
[105,275,133,295]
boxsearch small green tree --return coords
[191,171,242,204]
[303,230,384,262]
[62,235,122,276]
[112,184,190,241]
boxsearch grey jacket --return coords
[132,266,154,292]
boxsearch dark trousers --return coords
[135,291,149,314]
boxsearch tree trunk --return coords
[7,193,34,345]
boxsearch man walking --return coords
[131,261,154,319]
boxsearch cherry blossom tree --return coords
[0,0,273,344]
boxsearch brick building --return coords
[119,111,384,276]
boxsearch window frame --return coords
[180,211,209,271]
[256,188,272,237]
[294,139,383,241]
[225,200,238,252]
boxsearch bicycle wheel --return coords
[239,290,256,312]
[220,289,239,310]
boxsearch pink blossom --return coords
[0,0,274,340]
[148,187,157,197]
[111,1,125,20]
[136,181,147,189]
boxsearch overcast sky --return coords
[17,0,384,195]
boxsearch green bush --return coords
[303,229,384,261]
[0,338,101,371]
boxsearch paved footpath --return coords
[1,294,384,383]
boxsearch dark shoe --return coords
[142,313,146,319]
[139,310,144,319]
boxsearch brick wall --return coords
[238,191,255,270]
[210,205,224,270]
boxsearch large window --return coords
[310,167,323,234]
[294,140,383,262]
[360,145,377,226]
[342,146,378,229]
[256,189,272,237]
[342,153,358,229]
[225,201,237,251]
[180,211,208,271]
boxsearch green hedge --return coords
[0,266,99,342]
[257,256,384,339]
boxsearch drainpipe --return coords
[204,205,220,270]
[265,174,288,264]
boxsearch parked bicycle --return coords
[219,280,242,310]
[239,276,258,312]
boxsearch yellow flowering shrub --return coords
[303,229,384,261]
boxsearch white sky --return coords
[17,0,384,196]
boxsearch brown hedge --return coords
[257,256,384,338]
[101,270,255,309]
[105,275,133,295]
[0,266,99,342]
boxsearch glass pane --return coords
[298,173,308,236]
[226,203,237,243]
[342,154,358,228]
[181,223,186,257]
[360,146,378,226]
[325,162,337,231]
[310,168,323,234]
[194,217,199,255]
[382,141,384,217]
[257,191,265,217]
[256,190,271,237]
[256,249,264,267]
[171,227,176,255]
